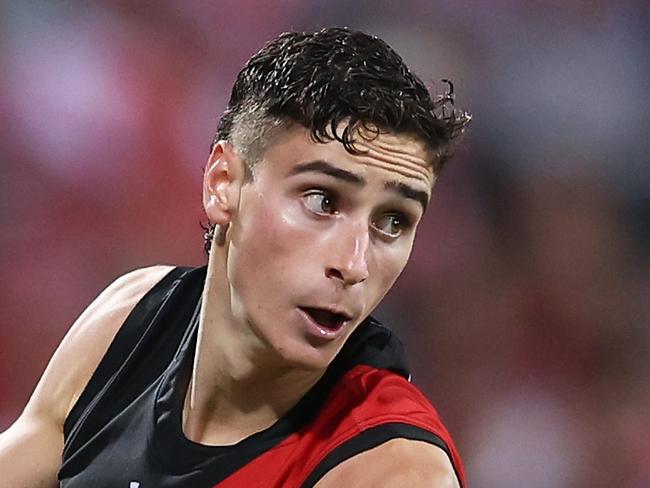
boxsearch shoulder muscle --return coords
[0,265,174,487]
[314,438,460,488]
[25,265,175,423]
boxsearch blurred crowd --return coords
[1,1,648,486]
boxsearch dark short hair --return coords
[204,27,471,255]
[212,27,470,174]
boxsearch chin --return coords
[272,337,341,373]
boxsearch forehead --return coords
[350,125,434,187]
[257,125,435,190]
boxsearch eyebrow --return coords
[289,160,364,185]
[289,159,429,210]
[384,181,430,211]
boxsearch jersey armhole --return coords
[62,266,191,437]
[300,423,464,488]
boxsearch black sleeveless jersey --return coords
[58,266,466,487]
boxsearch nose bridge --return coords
[329,218,370,285]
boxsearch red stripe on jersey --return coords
[216,365,466,487]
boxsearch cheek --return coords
[368,242,413,303]
[228,192,314,299]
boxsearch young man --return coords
[0,28,470,487]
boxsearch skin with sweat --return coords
[188,125,433,445]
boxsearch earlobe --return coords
[202,141,244,227]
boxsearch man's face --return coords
[224,125,434,371]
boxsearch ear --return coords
[202,141,246,227]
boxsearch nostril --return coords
[326,268,345,281]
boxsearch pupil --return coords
[322,197,331,211]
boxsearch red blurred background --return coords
[1,1,649,486]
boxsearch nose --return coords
[325,221,370,286]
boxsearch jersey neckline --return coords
[149,265,411,479]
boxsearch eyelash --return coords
[300,188,414,239]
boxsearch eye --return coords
[302,189,338,216]
[372,213,411,239]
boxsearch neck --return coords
[183,235,324,446]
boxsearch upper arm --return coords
[0,265,174,488]
[314,438,461,488]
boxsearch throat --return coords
[182,348,325,447]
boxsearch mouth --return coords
[298,306,352,332]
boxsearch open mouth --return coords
[299,307,351,331]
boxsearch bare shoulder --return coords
[0,265,174,487]
[314,438,460,488]
[26,264,175,423]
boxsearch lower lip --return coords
[297,308,348,341]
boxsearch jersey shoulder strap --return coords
[62,266,197,442]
